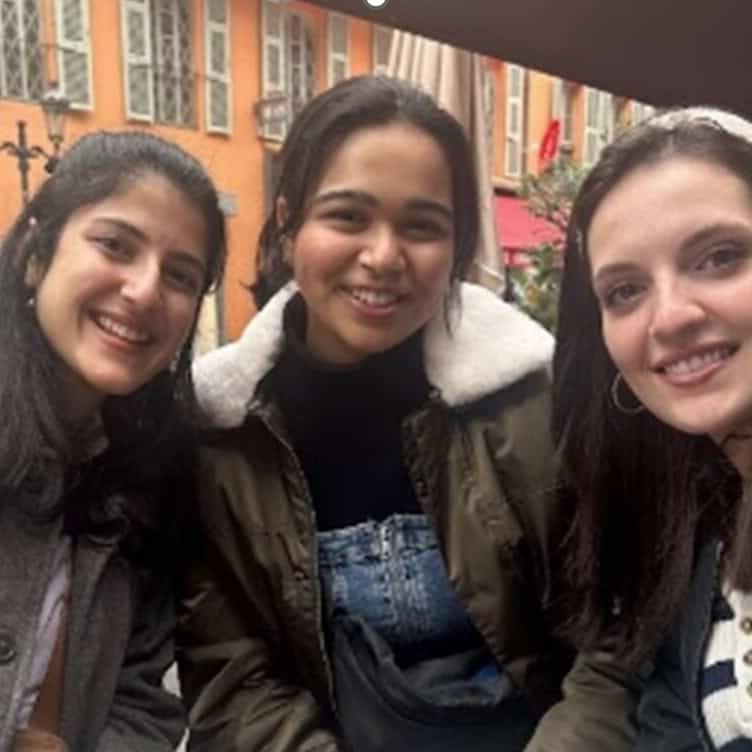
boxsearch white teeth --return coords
[663,348,730,376]
[95,314,149,344]
[349,288,398,307]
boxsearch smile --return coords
[346,286,401,307]
[659,346,736,376]
[93,313,151,345]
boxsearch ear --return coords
[24,254,45,289]
[275,196,293,265]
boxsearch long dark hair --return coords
[252,75,479,308]
[0,131,226,559]
[553,110,749,666]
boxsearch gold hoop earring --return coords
[610,372,644,415]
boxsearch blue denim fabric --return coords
[318,514,499,673]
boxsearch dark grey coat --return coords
[0,496,185,752]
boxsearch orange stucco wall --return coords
[0,0,266,342]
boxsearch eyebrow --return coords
[310,189,454,222]
[592,220,752,286]
[93,216,207,274]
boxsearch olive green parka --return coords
[178,283,639,752]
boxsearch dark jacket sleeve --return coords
[634,627,704,751]
[178,555,340,752]
[525,651,643,752]
[176,452,340,752]
[95,571,186,751]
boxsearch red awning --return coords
[494,195,562,268]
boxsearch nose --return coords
[359,225,405,274]
[648,280,706,341]
[120,257,162,309]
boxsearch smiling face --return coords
[30,172,208,422]
[588,156,752,442]
[281,122,454,365]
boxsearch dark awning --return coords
[305,0,752,118]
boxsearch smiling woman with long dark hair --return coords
[554,107,752,749]
[0,130,225,751]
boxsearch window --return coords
[482,64,495,163]
[372,24,391,75]
[552,78,574,146]
[121,0,194,126]
[260,0,316,141]
[327,12,348,86]
[504,63,525,178]
[54,0,92,108]
[0,0,43,101]
[287,11,313,120]
[631,100,655,125]
[204,0,230,133]
[584,87,614,167]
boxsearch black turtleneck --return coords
[268,295,429,531]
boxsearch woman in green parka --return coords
[177,75,639,752]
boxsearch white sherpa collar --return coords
[194,281,553,428]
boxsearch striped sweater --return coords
[701,585,752,750]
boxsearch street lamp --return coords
[0,86,71,205]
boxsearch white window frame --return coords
[260,0,286,139]
[121,0,154,121]
[204,0,231,133]
[584,87,614,167]
[327,12,348,86]
[631,100,655,125]
[0,0,44,101]
[552,77,574,146]
[372,24,391,75]
[504,64,525,178]
[54,0,93,109]
[287,10,314,119]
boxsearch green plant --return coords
[508,151,586,332]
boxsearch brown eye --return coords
[602,281,644,310]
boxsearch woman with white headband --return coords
[553,106,752,749]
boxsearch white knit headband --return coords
[651,106,752,144]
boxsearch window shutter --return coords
[205,0,230,133]
[287,11,314,119]
[260,0,286,139]
[631,100,655,125]
[0,0,44,100]
[584,87,601,166]
[55,0,92,108]
[120,0,153,120]
[372,25,391,75]
[505,64,525,177]
[327,12,348,86]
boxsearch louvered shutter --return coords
[205,0,230,133]
[121,0,153,121]
[55,0,92,108]
[261,0,285,139]
[327,12,348,86]
[505,64,524,177]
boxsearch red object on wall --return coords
[538,119,561,169]
[494,195,562,268]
